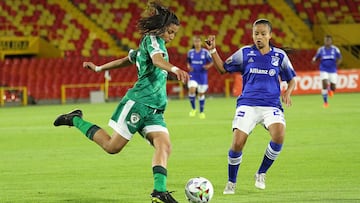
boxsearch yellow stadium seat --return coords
[329,1,338,7]
[340,5,349,12]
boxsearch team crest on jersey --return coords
[271,56,280,66]
[269,69,276,76]
[130,113,140,124]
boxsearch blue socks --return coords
[258,141,283,174]
[322,89,328,103]
[189,94,196,110]
[227,150,242,183]
[199,95,205,113]
[227,141,283,183]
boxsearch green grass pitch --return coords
[1,93,360,203]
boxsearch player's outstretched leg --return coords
[151,190,178,203]
[53,109,83,126]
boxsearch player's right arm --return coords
[204,35,227,74]
[311,47,321,63]
[187,62,193,72]
[83,50,136,72]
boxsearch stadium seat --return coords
[0,0,327,101]
[294,0,360,24]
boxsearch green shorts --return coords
[108,98,168,140]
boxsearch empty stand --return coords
[0,0,324,101]
[0,0,120,58]
[294,0,360,24]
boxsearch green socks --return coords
[73,116,100,140]
[153,165,167,192]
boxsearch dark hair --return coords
[253,18,272,32]
[325,35,332,39]
[137,2,179,36]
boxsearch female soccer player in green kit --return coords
[53,1,188,202]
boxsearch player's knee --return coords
[232,141,244,151]
[163,143,172,156]
[270,132,285,144]
[104,144,123,154]
[330,84,336,91]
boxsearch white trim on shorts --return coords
[108,100,170,141]
[108,100,134,140]
[141,125,169,137]
[187,80,208,93]
[232,106,286,135]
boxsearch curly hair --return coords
[137,1,179,36]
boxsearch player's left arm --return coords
[336,57,342,67]
[280,53,296,107]
[152,53,189,83]
[336,48,342,67]
[203,50,214,70]
[282,78,296,107]
[203,61,214,70]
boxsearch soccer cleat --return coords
[255,173,266,190]
[199,112,206,119]
[323,102,329,108]
[151,190,178,203]
[223,181,236,194]
[53,109,83,127]
[328,90,334,97]
[189,109,196,117]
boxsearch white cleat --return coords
[223,181,236,194]
[255,173,266,190]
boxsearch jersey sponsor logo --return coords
[322,55,336,60]
[249,68,276,76]
[249,68,268,74]
[191,60,204,65]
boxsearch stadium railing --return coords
[60,81,184,104]
[0,86,28,106]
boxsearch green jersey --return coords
[126,35,169,110]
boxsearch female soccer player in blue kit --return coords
[187,36,213,119]
[312,35,342,108]
[204,19,296,194]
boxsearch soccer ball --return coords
[185,177,214,203]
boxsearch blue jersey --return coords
[187,48,212,85]
[224,45,296,110]
[314,45,341,73]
